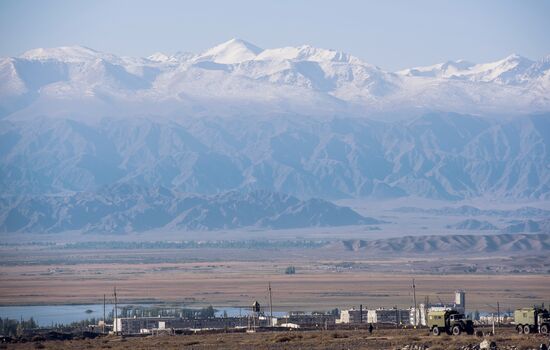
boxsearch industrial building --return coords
[410,290,467,326]
[276,312,336,328]
[113,316,249,334]
[336,308,365,324]
[336,307,410,325]
[367,308,410,325]
[110,291,468,333]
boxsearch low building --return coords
[336,309,365,324]
[114,317,169,334]
[114,316,248,334]
[277,313,336,328]
[367,308,410,325]
[479,315,510,325]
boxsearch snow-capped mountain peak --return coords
[1,40,550,119]
[397,59,476,78]
[151,51,197,64]
[465,54,534,84]
[197,38,263,64]
[255,45,362,64]
[148,52,171,62]
[20,45,118,63]
[398,53,538,84]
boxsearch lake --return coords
[0,304,286,326]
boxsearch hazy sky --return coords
[1,0,549,70]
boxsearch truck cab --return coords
[449,314,466,322]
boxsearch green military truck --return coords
[514,307,550,334]
[427,310,475,336]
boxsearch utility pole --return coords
[497,301,500,328]
[114,286,118,335]
[103,294,106,334]
[268,282,273,320]
[412,278,417,327]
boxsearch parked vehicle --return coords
[514,307,550,334]
[428,310,474,336]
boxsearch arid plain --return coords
[1,244,548,312]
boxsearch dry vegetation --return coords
[3,328,550,350]
[1,253,549,311]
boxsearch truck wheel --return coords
[516,325,523,334]
[523,325,531,334]
[432,327,440,336]
[452,326,461,336]
[540,324,549,334]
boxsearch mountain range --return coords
[1,39,550,119]
[1,39,549,207]
[446,219,498,231]
[0,186,378,233]
[1,113,548,200]
[335,233,550,255]
[393,205,550,217]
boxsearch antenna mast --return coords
[103,294,106,333]
[268,282,273,319]
[412,278,417,327]
[114,286,118,334]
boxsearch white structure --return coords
[367,308,410,325]
[408,291,468,326]
[336,309,364,324]
[280,323,300,329]
[455,290,466,313]
[479,315,509,325]
[410,304,427,326]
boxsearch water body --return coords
[0,304,115,326]
[0,305,287,326]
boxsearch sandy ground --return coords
[4,327,550,350]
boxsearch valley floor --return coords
[0,246,548,311]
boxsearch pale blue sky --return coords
[1,0,549,70]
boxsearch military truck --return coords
[514,307,550,334]
[427,310,475,336]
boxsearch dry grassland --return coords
[1,258,548,310]
[4,328,550,350]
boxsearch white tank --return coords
[455,290,466,310]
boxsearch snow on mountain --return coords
[0,58,27,96]
[397,59,476,78]
[148,52,172,62]
[467,54,534,84]
[398,54,537,85]
[256,45,361,64]
[148,51,196,64]
[1,39,549,119]
[197,38,263,64]
[20,45,120,63]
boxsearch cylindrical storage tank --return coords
[455,290,465,310]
